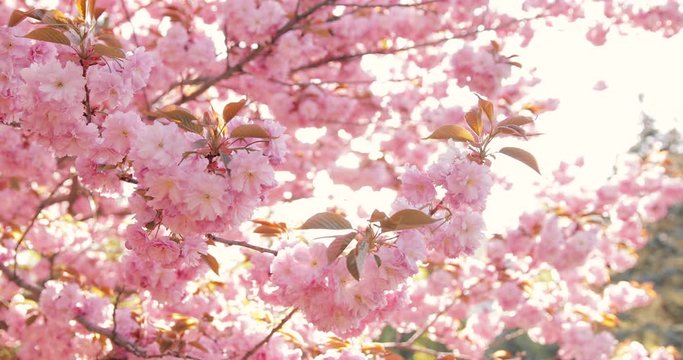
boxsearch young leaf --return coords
[326,232,357,263]
[24,27,71,46]
[158,105,197,123]
[498,115,533,127]
[9,10,28,27]
[424,124,474,143]
[373,254,382,268]
[497,124,527,138]
[477,96,495,124]
[230,124,271,139]
[253,224,284,236]
[383,209,438,231]
[76,0,87,18]
[300,212,353,230]
[369,209,388,222]
[346,252,360,281]
[499,147,540,174]
[93,43,125,59]
[465,109,483,136]
[201,254,220,276]
[223,99,247,123]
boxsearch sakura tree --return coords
[1,0,683,359]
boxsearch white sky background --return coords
[484,22,683,232]
[266,16,683,236]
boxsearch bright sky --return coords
[266,19,683,237]
[484,22,683,232]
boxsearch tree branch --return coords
[206,234,278,255]
[164,0,335,106]
[241,308,298,360]
[291,15,545,73]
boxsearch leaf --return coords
[346,252,360,281]
[201,254,220,276]
[24,27,70,46]
[498,115,533,127]
[497,124,527,138]
[93,43,125,59]
[373,254,382,268]
[465,109,482,136]
[477,95,495,124]
[424,124,474,143]
[156,106,203,134]
[326,232,356,263]
[158,105,197,123]
[499,147,540,174]
[383,209,438,231]
[189,340,208,353]
[300,212,353,230]
[369,209,387,222]
[222,99,247,123]
[9,10,28,27]
[345,240,368,281]
[253,224,284,236]
[76,0,87,18]
[230,124,271,139]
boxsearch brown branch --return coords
[12,177,70,275]
[1,262,199,359]
[206,234,278,255]
[166,0,335,106]
[291,15,545,73]
[241,308,298,360]
[0,263,44,294]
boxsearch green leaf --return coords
[93,43,125,59]
[382,209,438,231]
[326,231,356,263]
[300,212,353,230]
[24,27,70,46]
[499,147,540,174]
[230,124,271,139]
[424,124,474,143]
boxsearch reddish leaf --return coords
[498,115,533,127]
[499,147,540,174]
[223,99,247,122]
[9,10,28,27]
[201,254,220,276]
[369,210,388,222]
[24,27,70,46]
[465,109,483,136]
[230,124,271,139]
[300,212,353,230]
[326,231,356,263]
[477,96,495,124]
[497,124,527,138]
[383,209,437,231]
[93,43,125,59]
[346,252,360,281]
[253,225,284,236]
[424,124,474,143]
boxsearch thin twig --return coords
[13,177,69,275]
[206,234,278,256]
[291,14,545,73]
[241,308,298,360]
[164,0,335,105]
